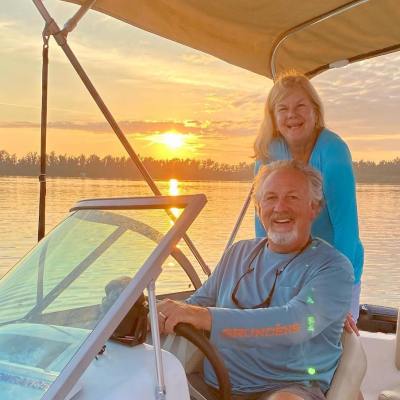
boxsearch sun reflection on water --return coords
[169,178,181,220]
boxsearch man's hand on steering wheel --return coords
[157,299,211,334]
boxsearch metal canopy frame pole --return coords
[224,184,253,253]
[37,27,50,241]
[269,0,370,80]
[61,0,97,35]
[31,0,210,275]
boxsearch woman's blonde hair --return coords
[253,70,325,162]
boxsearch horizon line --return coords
[1,149,399,165]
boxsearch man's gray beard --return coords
[267,229,298,246]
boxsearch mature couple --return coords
[157,160,354,400]
[156,71,362,399]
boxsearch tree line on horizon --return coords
[0,150,399,183]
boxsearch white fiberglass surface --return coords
[0,207,191,400]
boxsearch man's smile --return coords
[270,214,295,231]
[274,218,292,223]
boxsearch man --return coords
[157,160,354,400]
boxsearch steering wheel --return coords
[174,322,231,400]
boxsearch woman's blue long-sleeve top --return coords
[255,129,364,285]
[187,238,353,394]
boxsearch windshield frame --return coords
[39,194,206,400]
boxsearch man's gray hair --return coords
[253,160,324,211]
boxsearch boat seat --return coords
[326,331,367,400]
[377,309,400,400]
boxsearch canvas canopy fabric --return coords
[59,0,400,79]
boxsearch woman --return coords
[254,70,363,326]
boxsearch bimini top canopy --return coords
[59,0,400,79]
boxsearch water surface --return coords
[0,176,399,307]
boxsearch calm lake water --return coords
[0,176,399,308]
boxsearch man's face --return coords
[258,168,319,252]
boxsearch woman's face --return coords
[273,88,317,148]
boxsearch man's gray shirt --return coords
[187,238,354,394]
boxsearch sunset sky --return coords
[1,1,400,163]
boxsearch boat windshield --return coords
[0,195,205,400]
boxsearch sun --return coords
[146,131,199,158]
[159,132,185,149]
